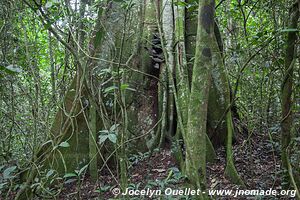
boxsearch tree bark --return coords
[185,0,215,192]
[281,0,299,189]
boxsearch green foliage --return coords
[62,164,89,186]
[59,141,70,148]
[27,168,62,198]
[0,65,22,74]
[0,165,18,194]
[98,124,119,144]
[128,151,151,166]
[3,166,17,179]
[174,1,188,7]
[45,0,60,9]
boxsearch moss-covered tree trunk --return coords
[210,23,245,187]
[173,0,190,170]
[184,0,215,192]
[281,1,299,189]
[89,104,98,181]
[185,1,228,147]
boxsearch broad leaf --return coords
[59,141,70,148]
[63,173,77,178]
[108,134,117,143]
[3,166,17,179]
[6,65,22,73]
[99,135,108,144]
[104,86,117,94]
[0,65,22,74]
[120,84,129,90]
[45,2,53,8]
[0,183,8,190]
[110,124,119,132]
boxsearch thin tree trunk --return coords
[48,31,56,102]
[89,104,98,181]
[211,23,245,187]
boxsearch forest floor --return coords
[59,131,284,200]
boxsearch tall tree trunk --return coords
[185,1,229,147]
[89,104,98,181]
[281,0,299,189]
[211,25,245,187]
[48,31,56,102]
[185,0,215,192]
[173,0,190,170]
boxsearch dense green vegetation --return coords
[0,0,299,199]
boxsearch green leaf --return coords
[45,2,53,8]
[99,130,109,134]
[3,166,17,179]
[0,65,22,74]
[6,65,22,73]
[174,1,188,7]
[0,182,8,190]
[108,134,117,143]
[120,84,129,90]
[64,178,77,184]
[99,135,108,144]
[63,173,77,178]
[45,0,59,8]
[78,164,88,176]
[104,85,117,94]
[46,169,55,178]
[294,137,300,142]
[110,124,119,132]
[59,141,70,148]
[281,28,298,32]
[99,68,111,75]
